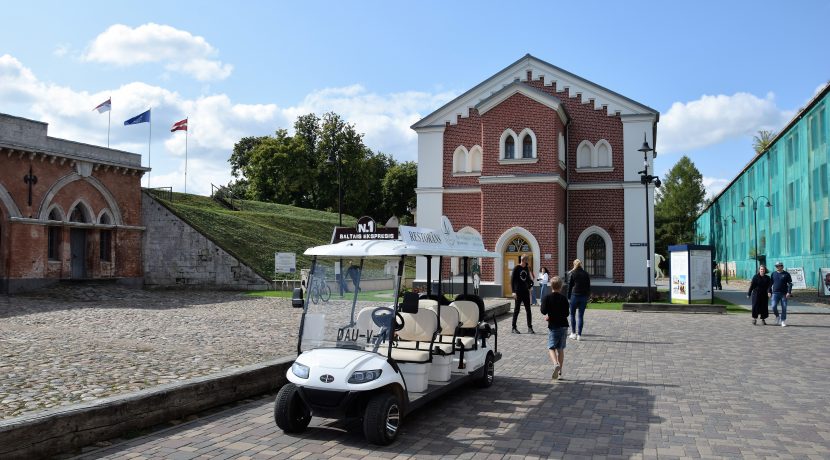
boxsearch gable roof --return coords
[412,54,658,130]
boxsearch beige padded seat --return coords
[393,308,438,362]
[424,304,461,353]
[449,300,480,349]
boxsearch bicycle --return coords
[309,275,331,304]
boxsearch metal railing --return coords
[145,186,173,201]
[211,183,242,211]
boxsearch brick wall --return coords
[439,78,626,285]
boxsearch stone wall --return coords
[142,193,269,290]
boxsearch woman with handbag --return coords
[747,265,772,325]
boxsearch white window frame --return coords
[575,139,614,172]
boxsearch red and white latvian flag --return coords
[93,98,111,113]
[170,118,188,132]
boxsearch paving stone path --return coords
[69,304,830,459]
[1,286,305,419]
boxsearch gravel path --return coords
[1,286,309,420]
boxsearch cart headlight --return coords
[291,362,310,379]
[348,369,382,384]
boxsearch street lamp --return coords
[739,195,772,272]
[327,141,344,294]
[638,133,661,303]
[720,215,736,285]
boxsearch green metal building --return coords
[696,83,829,287]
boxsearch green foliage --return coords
[655,156,706,254]
[382,161,418,224]
[227,112,407,222]
[752,130,776,154]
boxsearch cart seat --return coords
[423,304,461,353]
[450,300,481,350]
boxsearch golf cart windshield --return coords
[299,257,399,356]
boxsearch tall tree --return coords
[382,161,417,224]
[654,155,706,254]
[752,130,776,154]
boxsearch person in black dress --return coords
[747,265,772,325]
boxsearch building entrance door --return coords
[70,228,87,279]
[502,235,532,297]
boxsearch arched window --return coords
[99,213,112,225]
[453,146,468,173]
[577,141,592,168]
[69,206,89,223]
[504,137,515,160]
[469,146,483,172]
[522,135,533,159]
[48,208,62,221]
[584,234,606,277]
[596,141,611,167]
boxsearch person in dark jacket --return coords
[511,254,535,334]
[567,259,591,340]
[541,276,570,380]
[747,265,773,325]
[770,261,793,326]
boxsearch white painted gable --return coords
[412,54,658,130]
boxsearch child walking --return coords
[540,276,570,380]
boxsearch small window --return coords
[48,226,61,260]
[70,206,88,223]
[522,135,533,159]
[100,230,112,262]
[48,208,62,221]
[584,234,606,277]
[505,137,515,159]
[100,213,112,225]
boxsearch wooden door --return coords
[70,229,87,279]
[502,236,532,297]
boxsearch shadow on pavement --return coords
[273,375,666,457]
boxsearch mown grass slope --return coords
[157,192,356,279]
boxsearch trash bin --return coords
[292,287,304,308]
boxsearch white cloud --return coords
[702,176,731,200]
[1,54,453,195]
[659,92,790,154]
[83,23,233,81]
[283,84,456,161]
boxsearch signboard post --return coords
[668,244,713,304]
[787,267,807,290]
[275,252,296,274]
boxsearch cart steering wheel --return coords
[371,306,405,332]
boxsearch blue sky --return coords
[2,0,828,197]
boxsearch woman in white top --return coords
[537,267,551,301]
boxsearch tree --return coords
[382,161,418,224]
[752,130,776,154]
[226,112,395,219]
[654,156,706,255]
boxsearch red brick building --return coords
[412,55,659,296]
[0,113,147,293]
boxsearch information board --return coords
[275,252,296,274]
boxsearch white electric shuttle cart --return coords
[274,221,501,445]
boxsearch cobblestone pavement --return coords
[74,307,830,459]
[1,286,306,419]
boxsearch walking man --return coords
[770,261,793,327]
[511,254,535,334]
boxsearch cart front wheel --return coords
[363,392,401,445]
[274,383,311,433]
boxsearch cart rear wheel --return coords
[274,383,311,433]
[475,352,495,388]
[363,392,401,445]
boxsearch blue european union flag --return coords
[123,109,151,125]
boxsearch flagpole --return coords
[107,102,111,148]
[148,109,152,189]
[185,117,188,194]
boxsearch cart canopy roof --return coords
[304,223,498,259]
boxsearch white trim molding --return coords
[518,128,538,159]
[444,187,481,194]
[480,174,567,189]
[576,225,614,280]
[0,183,22,218]
[469,145,483,172]
[453,145,468,173]
[476,82,569,125]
